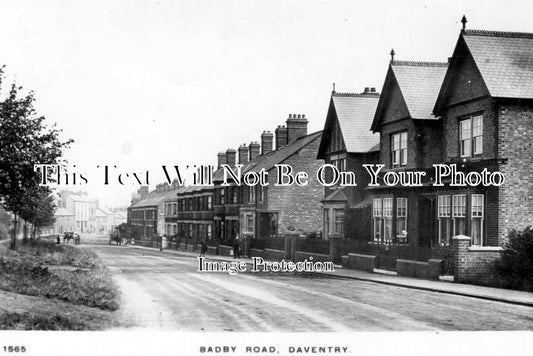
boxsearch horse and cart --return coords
[62,232,81,245]
[109,226,123,245]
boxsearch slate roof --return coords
[391,61,448,119]
[132,188,181,208]
[371,61,448,131]
[463,30,533,99]
[434,29,533,114]
[328,93,380,153]
[177,185,213,196]
[212,150,275,182]
[322,189,347,202]
[247,131,322,174]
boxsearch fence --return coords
[295,237,329,255]
[249,236,285,251]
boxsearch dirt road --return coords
[89,243,533,331]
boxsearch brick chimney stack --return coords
[261,131,274,154]
[217,152,226,169]
[286,113,308,143]
[226,148,236,167]
[238,144,249,164]
[249,141,261,161]
[275,125,288,150]
[139,186,149,199]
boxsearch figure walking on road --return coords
[233,235,240,259]
[200,238,208,257]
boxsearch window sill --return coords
[468,246,503,252]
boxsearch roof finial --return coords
[332,82,336,95]
[461,15,467,33]
[390,48,395,63]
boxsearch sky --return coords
[1,0,532,207]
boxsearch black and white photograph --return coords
[0,1,532,355]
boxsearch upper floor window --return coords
[331,158,346,171]
[259,186,264,202]
[248,186,255,203]
[391,132,407,167]
[460,115,483,157]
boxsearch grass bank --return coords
[0,239,120,330]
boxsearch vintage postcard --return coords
[0,1,532,355]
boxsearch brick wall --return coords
[218,245,233,256]
[497,103,533,243]
[294,251,331,263]
[343,253,377,272]
[443,97,497,161]
[452,235,502,283]
[379,119,416,169]
[268,136,324,234]
[262,248,286,261]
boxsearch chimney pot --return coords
[226,148,237,167]
[286,113,308,143]
[275,125,288,150]
[238,144,249,164]
[261,130,274,154]
[249,141,261,161]
[217,152,227,169]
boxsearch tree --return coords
[496,227,533,291]
[0,65,72,249]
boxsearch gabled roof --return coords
[247,131,322,174]
[322,189,347,203]
[371,61,448,131]
[318,92,380,157]
[178,185,214,196]
[435,29,533,113]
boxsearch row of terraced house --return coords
[127,22,533,282]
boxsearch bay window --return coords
[383,198,393,241]
[333,209,345,235]
[396,198,408,243]
[373,199,382,242]
[452,194,466,236]
[324,210,330,239]
[471,194,484,246]
[438,195,452,245]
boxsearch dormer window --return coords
[391,131,407,167]
[460,115,483,157]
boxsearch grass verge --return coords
[0,239,120,330]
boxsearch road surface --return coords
[87,241,533,331]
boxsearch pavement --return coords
[130,244,533,308]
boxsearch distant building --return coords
[53,208,75,234]
[212,114,324,243]
[129,183,181,241]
